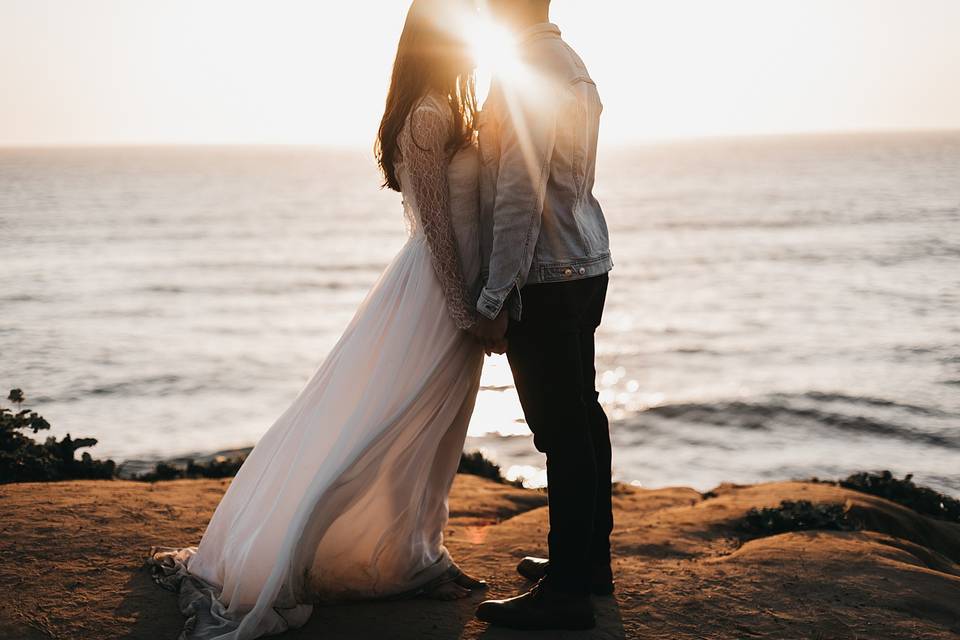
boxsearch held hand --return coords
[485,337,508,356]
[469,308,509,355]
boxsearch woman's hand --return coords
[469,309,509,355]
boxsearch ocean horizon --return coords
[3,130,958,494]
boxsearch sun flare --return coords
[468,15,526,95]
[470,18,518,74]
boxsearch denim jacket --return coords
[477,23,613,320]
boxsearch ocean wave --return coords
[612,207,959,233]
[175,260,387,273]
[134,280,368,296]
[85,374,188,397]
[1,293,51,303]
[639,395,960,450]
[795,391,951,417]
[479,385,513,392]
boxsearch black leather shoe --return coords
[516,556,615,596]
[475,579,596,630]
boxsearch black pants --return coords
[506,273,612,595]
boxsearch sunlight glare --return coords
[467,11,526,100]
[470,17,520,77]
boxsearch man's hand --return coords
[470,308,509,355]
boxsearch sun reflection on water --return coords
[467,356,657,489]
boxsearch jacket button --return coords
[579,267,586,275]
[563,268,573,277]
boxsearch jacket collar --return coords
[518,22,562,45]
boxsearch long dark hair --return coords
[376,0,478,192]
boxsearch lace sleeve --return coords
[399,102,477,330]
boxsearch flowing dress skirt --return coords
[148,231,484,640]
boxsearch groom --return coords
[469,0,614,631]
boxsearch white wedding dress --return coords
[148,93,485,640]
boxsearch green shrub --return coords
[136,456,247,482]
[741,500,856,535]
[457,450,522,486]
[0,389,116,483]
[839,471,960,523]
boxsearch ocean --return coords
[2,132,958,494]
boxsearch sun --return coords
[470,18,519,73]
[469,16,526,93]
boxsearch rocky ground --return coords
[1,475,958,639]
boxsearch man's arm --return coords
[476,79,559,321]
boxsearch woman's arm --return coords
[399,103,477,330]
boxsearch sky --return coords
[1,0,959,147]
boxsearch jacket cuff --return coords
[477,290,504,320]
[477,285,522,321]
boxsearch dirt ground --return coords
[1,474,958,639]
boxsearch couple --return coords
[148,0,613,637]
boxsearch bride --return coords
[148,1,498,638]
